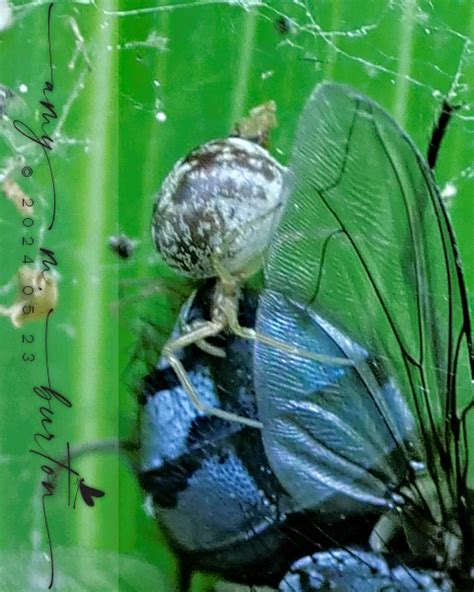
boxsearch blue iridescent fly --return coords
[137,281,388,589]
[143,83,473,590]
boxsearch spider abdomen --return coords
[152,137,285,278]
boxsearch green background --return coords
[0,0,473,590]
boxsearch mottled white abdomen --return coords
[152,137,285,278]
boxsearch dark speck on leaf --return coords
[275,16,292,36]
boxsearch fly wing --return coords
[255,84,473,527]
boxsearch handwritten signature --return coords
[29,310,105,590]
[13,3,56,231]
[11,4,105,589]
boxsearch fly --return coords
[142,83,473,591]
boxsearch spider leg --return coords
[163,320,263,429]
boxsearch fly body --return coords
[140,83,473,591]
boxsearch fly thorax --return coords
[151,137,285,278]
